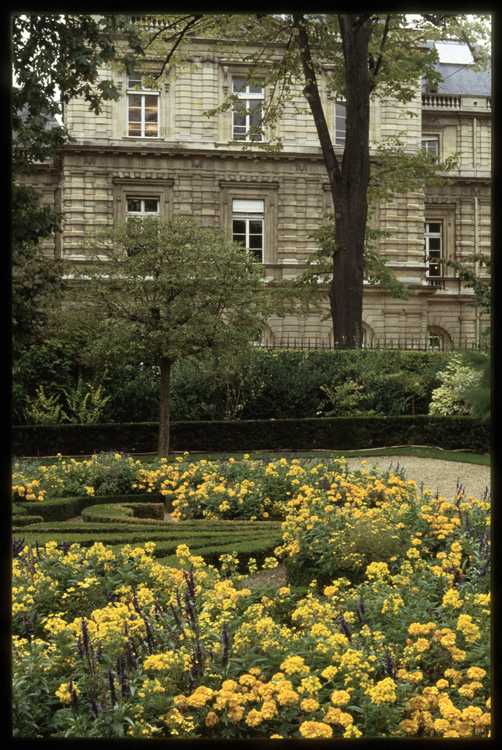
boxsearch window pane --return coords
[429,263,441,276]
[249,220,263,234]
[249,84,263,94]
[233,220,246,235]
[144,200,159,212]
[428,223,442,234]
[127,199,142,212]
[144,128,158,137]
[128,94,142,107]
[250,248,263,262]
[128,127,142,136]
[249,235,263,249]
[128,75,143,88]
[128,109,142,122]
[428,238,441,251]
[144,95,158,108]
[233,79,246,93]
[144,109,158,123]
[233,112,246,127]
[233,200,264,213]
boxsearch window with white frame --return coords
[126,197,160,218]
[125,197,160,255]
[232,199,264,262]
[422,136,439,158]
[424,221,443,285]
[335,101,346,146]
[127,75,159,138]
[232,79,264,142]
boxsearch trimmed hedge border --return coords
[11,415,490,456]
[82,502,165,523]
[12,520,284,573]
[12,494,169,523]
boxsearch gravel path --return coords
[341,455,491,502]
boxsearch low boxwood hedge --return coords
[12,415,490,456]
[13,494,169,523]
[82,503,165,523]
[12,519,283,572]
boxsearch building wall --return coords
[28,41,491,348]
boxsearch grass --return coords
[16,446,490,467]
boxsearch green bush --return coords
[13,348,452,426]
[285,517,405,589]
[429,354,483,416]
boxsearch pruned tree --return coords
[62,216,271,457]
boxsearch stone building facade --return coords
[21,36,491,349]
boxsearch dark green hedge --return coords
[12,415,490,456]
[13,493,168,523]
[82,502,165,523]
[13,519,283,572]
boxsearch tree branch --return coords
[156,14,204,79]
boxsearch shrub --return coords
[429,354,483,416]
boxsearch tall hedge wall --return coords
[11,415,490,457]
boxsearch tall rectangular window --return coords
[232,199,264,262]
[127,75,159,138]
[125,197,160,255]
[424,221,443,285]
[232,79,264,142]
[422,137,439,158]
[335,102,346,146]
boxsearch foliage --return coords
[12,452,144,500]
[11,452,491,738]
[429,355,483,417]
[443,254,491,347]
[61,215,272,456]
[23,375,110,425]
[455,352,491,423]
[65,216,269,365]
[12,15,145,355]
[11,347,455,426]
[23,387,68,426]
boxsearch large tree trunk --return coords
[158,356,172,458]
[294,14,372,349]
[331,15,372,348]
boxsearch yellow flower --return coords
[299,721,333,738]
[466,667,486,681]
[366,677,397,706]
[330,690,351,707]
[300,698,320,713]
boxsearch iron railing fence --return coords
[256,337,483,352]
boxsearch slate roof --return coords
[421,41,491,96]
[433,63,491,96]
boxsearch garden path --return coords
[341,455,491,503]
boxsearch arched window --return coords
[427,327,451,350]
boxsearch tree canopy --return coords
[62,215,272,456]
[12,14,146,355]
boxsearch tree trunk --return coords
[331,15,372,349]
[158,356,172,458]
[294,14,372,349]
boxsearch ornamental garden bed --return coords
[12,451,491,739]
